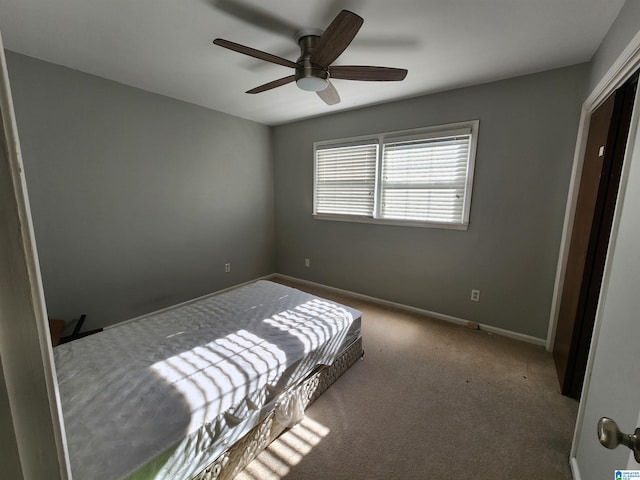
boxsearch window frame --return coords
[313,120,479,230]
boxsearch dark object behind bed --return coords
[58,314,103,344]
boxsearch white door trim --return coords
[0,32,71,479]
[548,28,640,475]
[546,30,640,352]
[571,88,640,478]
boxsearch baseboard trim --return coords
[271,274,546,347]
[108,273,546,348]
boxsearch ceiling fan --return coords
[213,9,408,105]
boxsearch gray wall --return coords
[7,52,275,331]
[273,64,588,340]
[588,0,640,94]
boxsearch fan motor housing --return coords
[295,32,329,91]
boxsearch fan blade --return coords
[246,75,296,94]
[330,65,408,81]
[311,10,364,68]
[315,0,365,26]
[213,39,299,69]
[317,81,341,105]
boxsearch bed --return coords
[54,280,363,480]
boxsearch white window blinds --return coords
[381,133,472,223]
[313,121,478,229]
[314,143,378,216]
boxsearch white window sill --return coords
[313,213,469,230]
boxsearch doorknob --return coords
[598,417,640,463]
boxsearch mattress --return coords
[54,280,361,480]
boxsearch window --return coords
[315,143,378,217]
[313,121,478,229]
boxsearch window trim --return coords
[313,120,479,230]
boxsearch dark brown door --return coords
[553,74,637,399]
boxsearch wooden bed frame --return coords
[193,336,364,480]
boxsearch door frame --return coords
[0,32,71,479]
[547,32,640,353]
[544,26,640,470]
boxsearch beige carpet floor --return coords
[237,278,578,480]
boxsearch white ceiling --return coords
[0,0,626,126]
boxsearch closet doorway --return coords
[553,73,638,400]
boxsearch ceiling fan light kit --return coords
[213,10,408,105]
[296,75,329,92]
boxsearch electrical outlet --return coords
[305,258,311,267]
[225,263,231,273]
[471,289,480,302]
